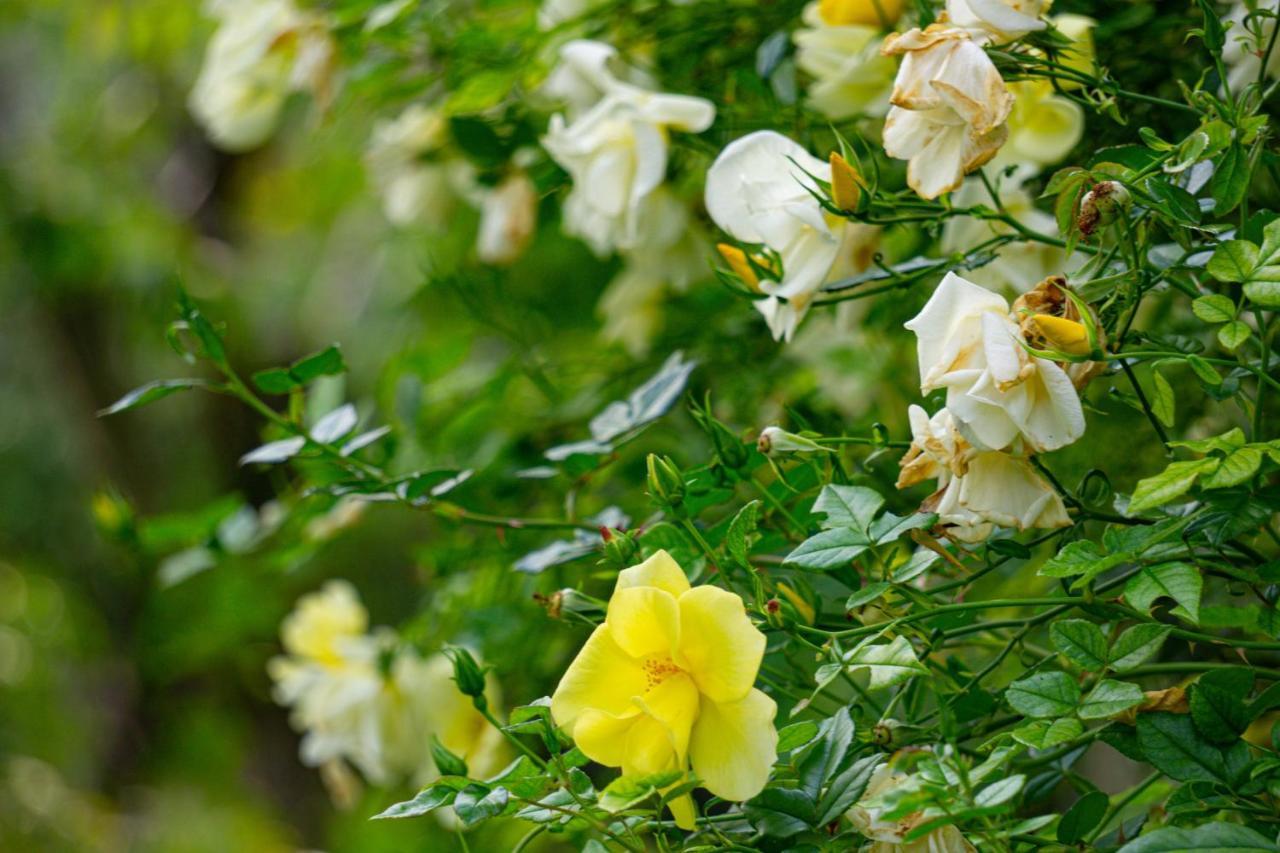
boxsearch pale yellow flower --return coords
[366,104,475,229]
[794,3,897,120]
[551,551,778,829]
[818,0,905,27]
[1051,14,1097,89]
[996,80,1084,171]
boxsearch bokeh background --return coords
[0,0,1240,850]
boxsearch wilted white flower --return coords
[268,581,503,788]
[945,0,1047,45]
[706,130,881,341]
[904,272,1085,452]
[542,40,715,256]
[897,405,1070,542]
[366,104,474,229]
[793,2,897,120]
[189,0,334,152]
[849,764,980,851]
[476,171,539,265]
[881,26,1014,199]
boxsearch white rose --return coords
[904,272,1085,452]
[793,3,897,120]
[189,0,333,152]
[706,131,877,341]
[881,26,1013,200]
[542,43,714,256]
[945,0,1047,45]
[849,764,980,851]
[476,171,539,265]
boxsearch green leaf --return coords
[1245,279,1280,308]
[98,379,207,416]
[973,774,1024,808]
[776,720,821,753]
[797,709,854,801]
[811,484,884,531]
[1169,428,1247,454]
[1187,355,1222,386]
[1191,294,1236,324]
[291,344,347,383]
[1210,143,1250,215]
[1136,712,1238,783]
[841,635,926,690]
[1079,679,1145,719]
[1207,240,1260,283]
[1150,369,1176,428]
[1200,447,1262,489]
[1050,620,1109,670]
[1116,822,1279,853]
[452,784,509,826]
[1012,717,1084,749]
[1145,178,1201,225]
[783,527,872,570]
[1006,671,1081,718]
[445,69,518,114]
[1218,321,1252,350]
[1109,624,1172,672]
[1057,789,1109,844]
[1125,562,1203,624]
[251,367,299,395]
[372,777,468,819]
[869,511,936,544]
[725,500,761,567]
[845,581,890,610]
[814,754,883,826]
[598,770,683,813]
[1039,540,1128,585]
[743,787,816,837]
[1127,458,1220,513]
[1189,668,1254,744]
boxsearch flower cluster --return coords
[268,581,503,794]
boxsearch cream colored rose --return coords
[898,405,1070,542]
[366,104,474,229]
[793,3,897,120]
[850,764,979,851]
[542,40,714,257]
[706,131,881,341]
[476,171,539,266]
[945,0,1047,45]
[189,0,334,152]
[881,27,1013,199]
[904,272,1085,452]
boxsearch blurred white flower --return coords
[904,272,1085,452]
[1224,2,1280,91]
[268,581,504,790]
[897,405,1070,542]
[995,80,1084,172]
[706,130,880,341]
[940,171,1078,292]
[189,0,334,152]
[881,26,1013,199]
[793,3,897,120]
[542,40,714,256]
[366,104,474,229]
[849,763,980,850]
[945,0,1046,45]
[476,171,539,265]
[537,0,608,30]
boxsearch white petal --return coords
[904,272,1008,391]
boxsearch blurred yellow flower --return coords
[1051,14,1097,89]
[818,0,904,27]
[794,3,896,120]
[998,79,1084,170]
[551,550,777,829]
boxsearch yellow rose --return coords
[819,0,904,27]
[551,550,778,829]
[280,580,368,667]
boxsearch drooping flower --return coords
[706,130,881,340]
[551,550,778,829]
[904,272,1086,453]
[268,581,504,791]
[476,170,539,266]
[881,26,1014,199]
[542,40,715,257]
[849,764,979,851]
[189,0,334,152]
[793,2,898,120]
[366,104,474,229]
[897,405,1070,542]
[945,0,1047,45]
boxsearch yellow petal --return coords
[551,625,647,728]
[829,152,862,211]
[624,673,700,775]
[676,585,766,703]
[616,549,691,598]
[718,243,760,290]
[688,688,778,801]
[573,707,639,768]
[607,586,681,659]
[667,793,697,830]
[1031,314,1091,356]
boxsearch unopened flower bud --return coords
[444,646,489,710]
[1076,181,1131,236]
[829,152,863,211]
[430,734,469,777]
[600,527,641,569]
[646,454,686,511]
[717,243,761,291]
[758,426,832,456]
[1030,314,1092,357]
